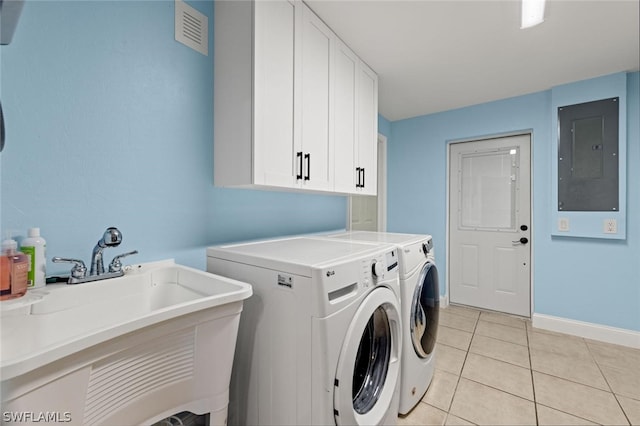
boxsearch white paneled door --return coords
[449,134,531,317]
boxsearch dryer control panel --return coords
[366,249,398,285]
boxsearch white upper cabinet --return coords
[214,0,296,190]
[213,0,378,195]
[333,40,358,194]
[253,0,297,187]
[356,61,379,196]
[296,3,333,191]
[333,39,379,195]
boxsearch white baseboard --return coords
[440,293,449,308]
[532,313,640,349]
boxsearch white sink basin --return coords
[1,260,253,425]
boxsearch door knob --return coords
[512,237,529,245]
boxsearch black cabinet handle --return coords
[0,100,5,153]
[361,168,365,188]
[356,167,361,188]
[304,153,310,181]
[296,152,303,180]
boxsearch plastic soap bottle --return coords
[1,238,29,300]
[20,227,47,288]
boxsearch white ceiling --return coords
[305,0,640,121]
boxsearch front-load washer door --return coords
[410,261,440,358]
[334,286,401,425]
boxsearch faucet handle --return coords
[52,257,87,280]
[109,250,139,273]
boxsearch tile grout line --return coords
[460,376,536,404]
[441,308,638,426]
[528,329,625,425]
[585,339,633,425]
[529,335,634,395]
[415,308,639,426]
[525,321,540,426]
[467,336,531,370]
[531,369,634,400]
[611,394,633,426]
[535,401,604,426]
[527,324,626,394]
[473,329,529,348]
[442,310,481,426]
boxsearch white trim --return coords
[532,313,640,349]
[440,293,450,308]
[445,145,451,306]
[528,131,536,318]
[346,196,352,231]
[377,134,388,232]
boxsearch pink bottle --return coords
[0,238,29,301]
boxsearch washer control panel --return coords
[371,260,384,278]
[363,249,398,286]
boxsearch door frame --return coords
[445,130,535,316]
[347,133,387,231]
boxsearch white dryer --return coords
[206,236,403,425]
[327,231,439,415]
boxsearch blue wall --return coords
[2,1,637,332]
[0,1,346,272]
[388,72,640,332]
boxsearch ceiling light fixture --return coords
[521,0,546,29]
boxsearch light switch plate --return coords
[604,219,618,234]
[558,218,570,231]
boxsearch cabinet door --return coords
[298,4,333,191]
[333,40,358,194]
[357,61,378,195]
[253,0,296,187]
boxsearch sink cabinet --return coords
[213,0,378,195]
[0,261,253,426]
[1,306,243,425]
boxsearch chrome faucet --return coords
[91,227,122,275]
[53,227,138,284]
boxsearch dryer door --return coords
[334,286,401,425]
[410,261,440,358]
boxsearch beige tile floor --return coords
[398,304,640,426]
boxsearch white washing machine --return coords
[327,231,439,415]
[206,236,403,426]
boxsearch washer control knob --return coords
[371,260,384,278]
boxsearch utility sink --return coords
[1,260,252,425]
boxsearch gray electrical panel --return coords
[558,97,619,211]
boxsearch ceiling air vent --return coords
[175,0,208,56]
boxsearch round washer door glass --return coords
[333,286,401,425]
[352,306,391,414]
[410,261,440,358]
